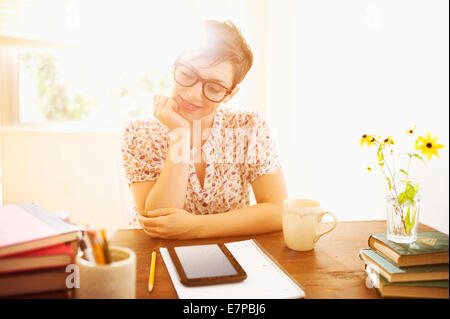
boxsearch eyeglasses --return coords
[173,62,233,103]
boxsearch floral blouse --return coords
[121,105,281,228]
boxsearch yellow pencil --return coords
[87,230,105,265]
[148,251,156,292]
[100,229,111,264]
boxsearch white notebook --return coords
[160,239,306,299]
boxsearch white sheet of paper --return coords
[160,239,306,299]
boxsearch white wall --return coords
[265,0,449,233]
[1,128,133,229]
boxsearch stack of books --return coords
[0,203,81,297]
[359,231,449,299]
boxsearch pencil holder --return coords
[74,246,136,299]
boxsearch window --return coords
[18,47,171,125]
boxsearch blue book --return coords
[360,248,449,282]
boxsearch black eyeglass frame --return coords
[173,62,233,103]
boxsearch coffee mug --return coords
[282,199,337,251]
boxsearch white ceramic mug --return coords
[75,246,136,299]
[282,199,337,251]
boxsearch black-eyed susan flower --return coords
[415,132,445,160]
[405,124,416,135]
[361,134,377,147]
[383,136,395,145]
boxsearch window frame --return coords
[0,46,19,126]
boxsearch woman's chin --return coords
[179,109,214,122]
[178,110,198,122]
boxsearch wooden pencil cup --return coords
[75,246,136,299]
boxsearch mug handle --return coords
[313,211,338,243]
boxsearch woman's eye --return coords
[207,85,221,93]
[181,70,194,78]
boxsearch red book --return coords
[0,241,78,274]
[0,203,80,257]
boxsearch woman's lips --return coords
[180,98,202,112]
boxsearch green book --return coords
[366,266,449,299]
[368,231,449,267]
[359,248,449,282]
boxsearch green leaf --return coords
[386,177,392,191]
[405,183,416,200]
[404,207,417,236]
[398,192,407,205]
[400,169,409,176]
[413,153,425,164]
[397,183,417,207]
[377,146,384,164]
[414,183,420,195]
[405,207,411,235]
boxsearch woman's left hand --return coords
[137,208,201,239]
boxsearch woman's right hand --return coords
[153,94,190,131]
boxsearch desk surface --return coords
[107,220,435,299]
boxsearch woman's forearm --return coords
[195,203,283,238]
[145,134,190,212]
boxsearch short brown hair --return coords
[176,20,254,88]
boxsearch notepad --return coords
[160,239,306,299]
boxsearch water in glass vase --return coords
[386,178,421,244]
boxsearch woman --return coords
[121,20,287,239]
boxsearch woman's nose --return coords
[186,81,203,102]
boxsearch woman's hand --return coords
[137,208,201,239]
[153,94,190,131]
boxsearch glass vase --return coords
[386,178,421,244]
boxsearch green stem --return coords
[407,153,412,174]
[380,148,407,234]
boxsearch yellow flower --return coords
[367,166,372,172]
[360,134,377,147]
[405,124,417,135]
[383,136,395,145]
[415,132,445,160]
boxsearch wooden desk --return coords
[108,220,436,299]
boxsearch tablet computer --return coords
[167,243,247,286]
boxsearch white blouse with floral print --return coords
[121,105,281,228]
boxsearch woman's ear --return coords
[222,86,240,104]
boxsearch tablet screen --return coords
[174,244,238,279]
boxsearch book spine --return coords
[368,235,374,249]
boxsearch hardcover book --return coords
[359,248,449,282]
[0,241,78,274]
[368,231,449,267]
[0,203,81,257]
[0,266,70,297]
[365,266,449,299]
